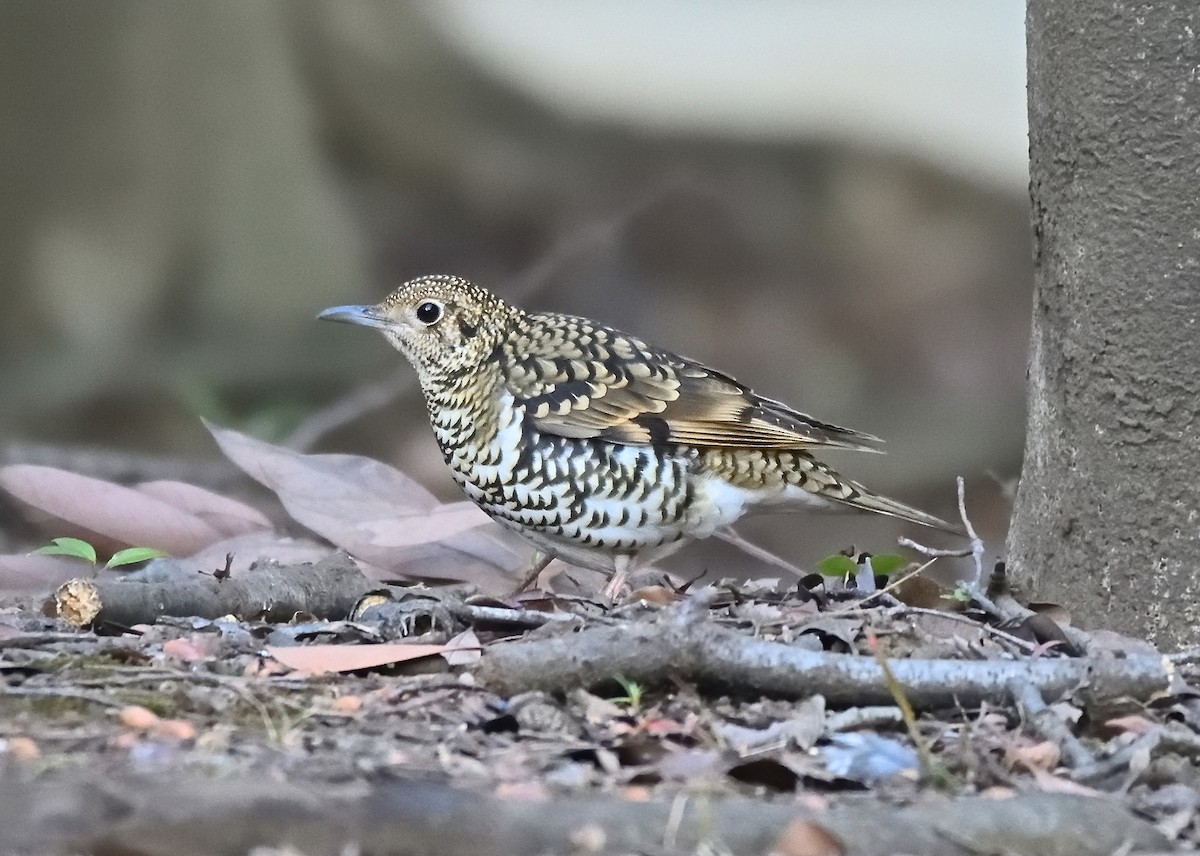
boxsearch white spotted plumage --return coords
[320,274,965,590]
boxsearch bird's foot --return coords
[600,555,634,601]
[600,571,629,601]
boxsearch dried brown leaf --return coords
[719,700,824,755]
[265,642,472,676]
[1028,601,1072,626]
[119,705,161,730]
[345,500,487,546]
[793,615,864,649]
[784,695,826,751]
[162,637,215,662]
[3,736,39,761]
[179,533,332,577]
[206,421,530,589]
[893,575,948,610]
[0,554,90,593]
[625,584,678,605]
[574,690,624,723]
[443,629,482,666]
[1006,739,1061,772]
[0,465,221,555]
[1103,714,1158,736]
[134,480,272,537]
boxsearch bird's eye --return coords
[416,301,442,325]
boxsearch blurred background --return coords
[0,1,1031,577]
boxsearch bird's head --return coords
[319,275,519,385]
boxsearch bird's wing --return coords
[500,313,883,451]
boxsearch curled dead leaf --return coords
[0,554,94,594]
[265,641,480,676]
[0,465,222,555]
[134,480,272,536]
[206,422,531,590]
[119,705,162,731]
[1006,739,1061,772]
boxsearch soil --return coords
[1,561,1197,855]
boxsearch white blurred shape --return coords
[430,0,1027,188]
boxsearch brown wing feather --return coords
[502,313,882,452]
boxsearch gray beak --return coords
[317,304,390,329]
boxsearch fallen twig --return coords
[896,480,1098,655]
[0,631,106,651]
[715,527,808,578]
[898,476,985,588]
[891,606,1040,655]
[983,562,1097,655]
[449,602,586,630]
[843,557,938,609]
[0,772,1170,856]
[1071,729,1162,784]
[825,705,904,732]
[0,686,126,709]
[895,539,973,559]
[1010,680,1095,768]
[473,605,1172,710]
[55,554,371,628]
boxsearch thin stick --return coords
[1010,680,1095,768]
[895,607,1039,654]
[2,686,125,709]
[898,477,989,599]
[715,527,808,578]
[896,538,972,559]
[954,477,986,587]
[825,706,904,732]
[845,557,938,609]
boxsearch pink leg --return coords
[601,554,633,600]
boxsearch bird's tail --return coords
[779,450,967,536]
[707,449,967,537]
[835,486,966,536]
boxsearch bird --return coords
[319,274,963,597]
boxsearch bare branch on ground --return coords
[54,553,370,628]
[0,773,1170,856]
[474,606,1172,710]
[1010,680,1095,768]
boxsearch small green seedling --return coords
[815,553,857,578]
[864,553,909,576]
[816,552,909,579]
[607,674,645,710]
[940,585,973,603]
[33,537,167,570]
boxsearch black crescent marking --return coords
[632,414,671,447]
